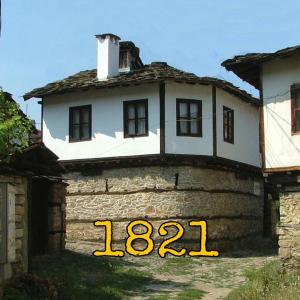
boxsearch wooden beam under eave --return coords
[212,86,217,157]
[264,166,300,173]
[230,64,260,89]
[259,66,266,170]
[41,97,44,143]
[159,81,166,154]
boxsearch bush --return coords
[0,90,32,162]
[3,274,61,300]
[226,261,300,300]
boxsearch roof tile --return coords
[24,63,258,105]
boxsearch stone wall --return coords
[65,166,264,254]
[47,182,67,253]
[0,175,28,283]
[278,191,300,267]
[0,174,66,293]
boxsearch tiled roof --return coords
[222,44,300,89]
[24,62,258,105]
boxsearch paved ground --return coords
[124,250,278,300]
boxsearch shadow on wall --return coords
[265,104,300,168]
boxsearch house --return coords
[222,45,300,266]
[0,93,66,287]
[24,34,264,253]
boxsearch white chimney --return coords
[95,33,121,80]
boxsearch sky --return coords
[1,0,300,127]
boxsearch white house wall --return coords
[43,84,160,160]
[262,55,300,169]
[216,88,260,167]
[165,82,213,156]
[43,81,260,167]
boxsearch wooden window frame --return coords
[176,99,202,137]
[69,105,92,142]
[123,99,149,138]
[291,84,300,135]
[223,106,234,144]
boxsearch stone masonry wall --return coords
[278,191,300,267]
[47,182,67,254]
[0,175,27,282]
[65,166,264,254]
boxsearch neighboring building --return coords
[222,45,300,266]
[0,145,66,282]
[24,34,263,253]
[0,93,66,288]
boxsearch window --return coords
[291,84,300,134]
[69,105,91,142]
[223,106,234,144]
[176,99,202,136]
[123,99,148,137]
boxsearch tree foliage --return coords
[0,90,33,162]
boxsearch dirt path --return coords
[125,250,277,300]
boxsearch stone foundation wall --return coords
[47,182,66,253]
[0,175,28,283]
[65,166,264,254]
[278,191,300,267]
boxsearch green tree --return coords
[0,90,33,162]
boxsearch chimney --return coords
[95,33,121,80]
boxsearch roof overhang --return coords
[11,142,66,176]
[60,154,262,176]
[23,64,259,106]
[222,45,300,90]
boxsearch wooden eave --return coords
[60,154,262,177]
[8,142,66,176]
[23,63,259,106]
[222,44,300,90]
